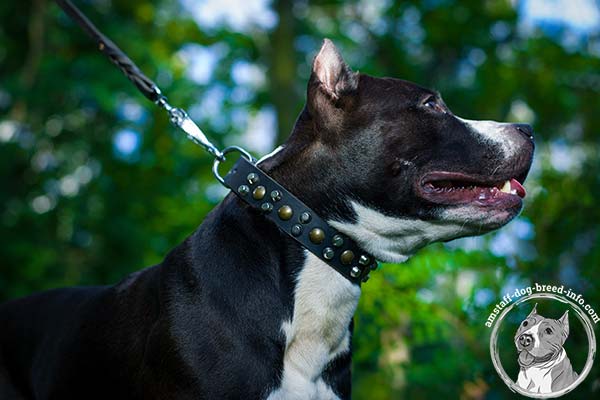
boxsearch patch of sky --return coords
[490,21,512,42]
[237,106,277,154]
[517,0,600,52]
[177,43,228,85]
[395,6,425,59]
[113,128,141,162]
[179,0,277,32]
[117,98,148,124]
[490,217,537,262]
[231,61,266,89]
[474,288,496,308]
[548,139,587,174]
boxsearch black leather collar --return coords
[223,157,377,285]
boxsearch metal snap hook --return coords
[212,146,255,185]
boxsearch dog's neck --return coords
[259,109,360,222]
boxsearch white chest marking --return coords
[268,202,474,398]
[267,252,360,400]
[329,201,469,263]
[517,349,565,393]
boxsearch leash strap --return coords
[55,0,160,102]
[222,156,377,285]
[54,0,223,159]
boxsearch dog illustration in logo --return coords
[515,304,578,393]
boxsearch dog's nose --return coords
[513,123,534,141]
[519,334,533,348]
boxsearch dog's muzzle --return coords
[518,333,534,349]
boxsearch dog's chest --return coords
[518,365,553,393]
[517,351,566,393]
[267,252,360,400]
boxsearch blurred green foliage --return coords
[1,0,599,398]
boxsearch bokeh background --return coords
[1,0,599,398]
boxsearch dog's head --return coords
[514,304,570,367]
[263,40,534,262]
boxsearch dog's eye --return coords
[424,99,437,108]
[545,328,553,334]
[424,98,445,113]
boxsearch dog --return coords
[515,304,578,393]
[0,39,534,399]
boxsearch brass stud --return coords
[358,255,370,266]
[291,224,303,237]
[271,190,282,202]
[322,247,335,260]
[308,228,325,244]
[261,202,273,213]
[332,234,344,247]
[278,205,293,221]
[299,212,312,224]
[350,266,361,278]
[247,173,259,184]
[238,185,250,196]
[340,250,355,265]
[252,186,266,200]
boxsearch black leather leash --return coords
[53,0,378,285]
[54,0,159,103]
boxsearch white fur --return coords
[328,201,471,263]
[517,349,566,393]
[455,116,519,158]
[527,321,541,349]
[267,252,360,400]
[257,145,285,165]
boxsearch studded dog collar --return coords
[220,154,378,285]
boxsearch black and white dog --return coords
[0,40,534,399]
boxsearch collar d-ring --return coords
[213,146,255,185]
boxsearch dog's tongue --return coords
[519,351,535,366]
[510,179,526,198]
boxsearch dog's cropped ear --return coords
[307,39,359,131]
[527,303,538,318]
[559,310,570,337]
[310,39,358,101]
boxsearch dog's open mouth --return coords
[419,171,526,206]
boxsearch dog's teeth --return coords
[500,180,511,194]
